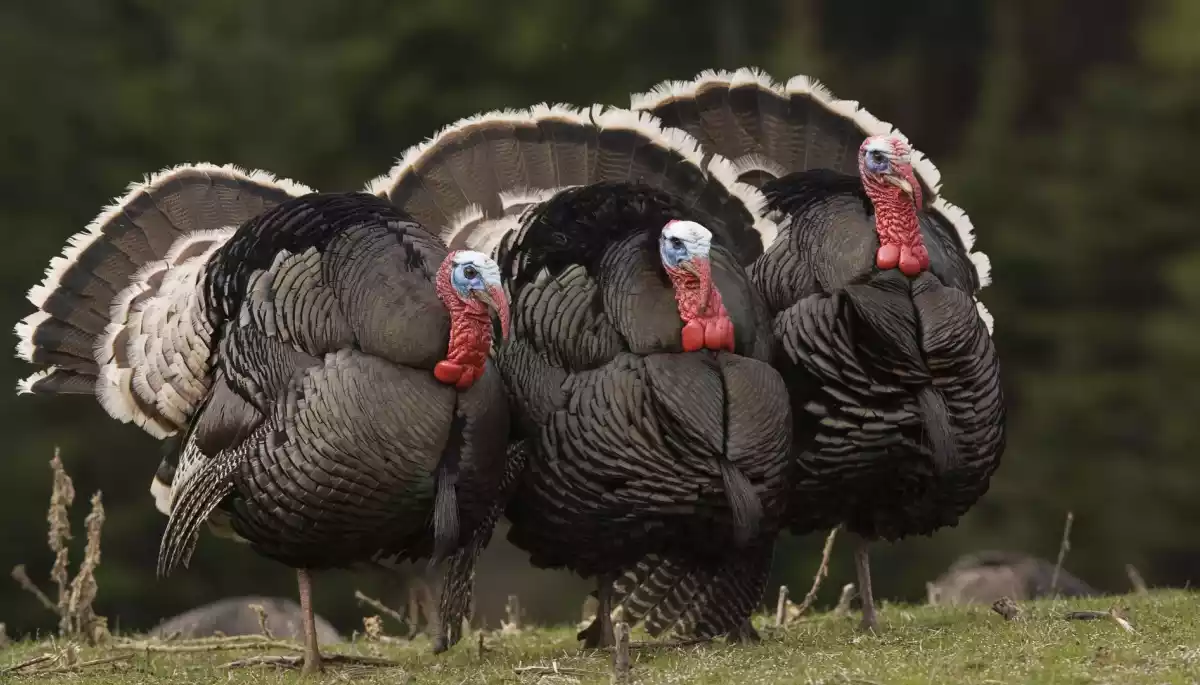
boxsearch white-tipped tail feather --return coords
[16,162,314,439]
[368,102,778,262]
[631,68,992,295]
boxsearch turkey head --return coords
[434,249,509,389]
[859,135,930,277]
[658,220,736,353]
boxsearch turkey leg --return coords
[589,574,617,648]
[297,569,324,674]
[853,541,879,632]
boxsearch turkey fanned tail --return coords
[15,164,314,438]
[366,103,778,266]
[629,67,992,300]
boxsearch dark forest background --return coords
[3,0,1198,637]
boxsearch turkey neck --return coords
[863,179,930,277]
[667,259,736,353]
[445,305,492,368]
[434,279,494,391]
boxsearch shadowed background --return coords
[3,0,1197,636]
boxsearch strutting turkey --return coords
[366,104,796,645]
[14,165,517,671]
[604,68,1006,632]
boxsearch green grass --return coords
[4,590,1198,684]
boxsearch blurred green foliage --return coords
[2,0,1197,638]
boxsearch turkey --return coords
[367,104,795,645]
[612,68,1006,632]
[14,164,515,671]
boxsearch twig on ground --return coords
[10,564,57,615]
[122,634,277,647]
[626,638,709,650]
[1049,510,1074,596]
[774,585,789,627]
[612,622,631,684]
[1,653,55,674]
[833,583,857,617]
[1064,608,1135,633]
[991,596,1022,621]
[248,603,274,639]
[1126,564,1149,595]
[115,635,304,653]
[221,653,403,670]
[27,652,134,675]
[477,629,488,658]
[794,527,840,618]
[354,590,406,627]
[514,663,596,677]
[1108,606,1136,633]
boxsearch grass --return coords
[3,590,1198,684]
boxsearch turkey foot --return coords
[580,574,617,648]
[853,542,879,633]
[296,569,323,675]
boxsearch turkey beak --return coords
[679,257,713,315]
[678,259,702,279]
[888,165,924,212]
[472,286,510,341]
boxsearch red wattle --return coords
[899,246,922,276]
[434,360,463,384]
[682,320,706,352]
[876,244,900,270]
[455,366,479,390]
[702,317,736,352]
[913,244,930,271]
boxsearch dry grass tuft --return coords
[47,448,75,636]
[12,449,108,645]
[67,492,106,643]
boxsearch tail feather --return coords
[157,441,244,577]
[16,163,314,438]
[587,545,773,642]
[630,67,990,291]
[366,104,778,264]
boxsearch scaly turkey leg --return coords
[297,569,323,674]
[595,573,616,648]
[854,541,878,632]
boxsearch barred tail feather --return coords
[366,104,778,265]
[631,67,991,293]
[15,163,315,440]
[584,545,773,642]
[432,442,529,654]
[156,445,242,577]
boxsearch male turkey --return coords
[615,68,1006,631]
[368,104,795,645]
[14,165,515,671]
